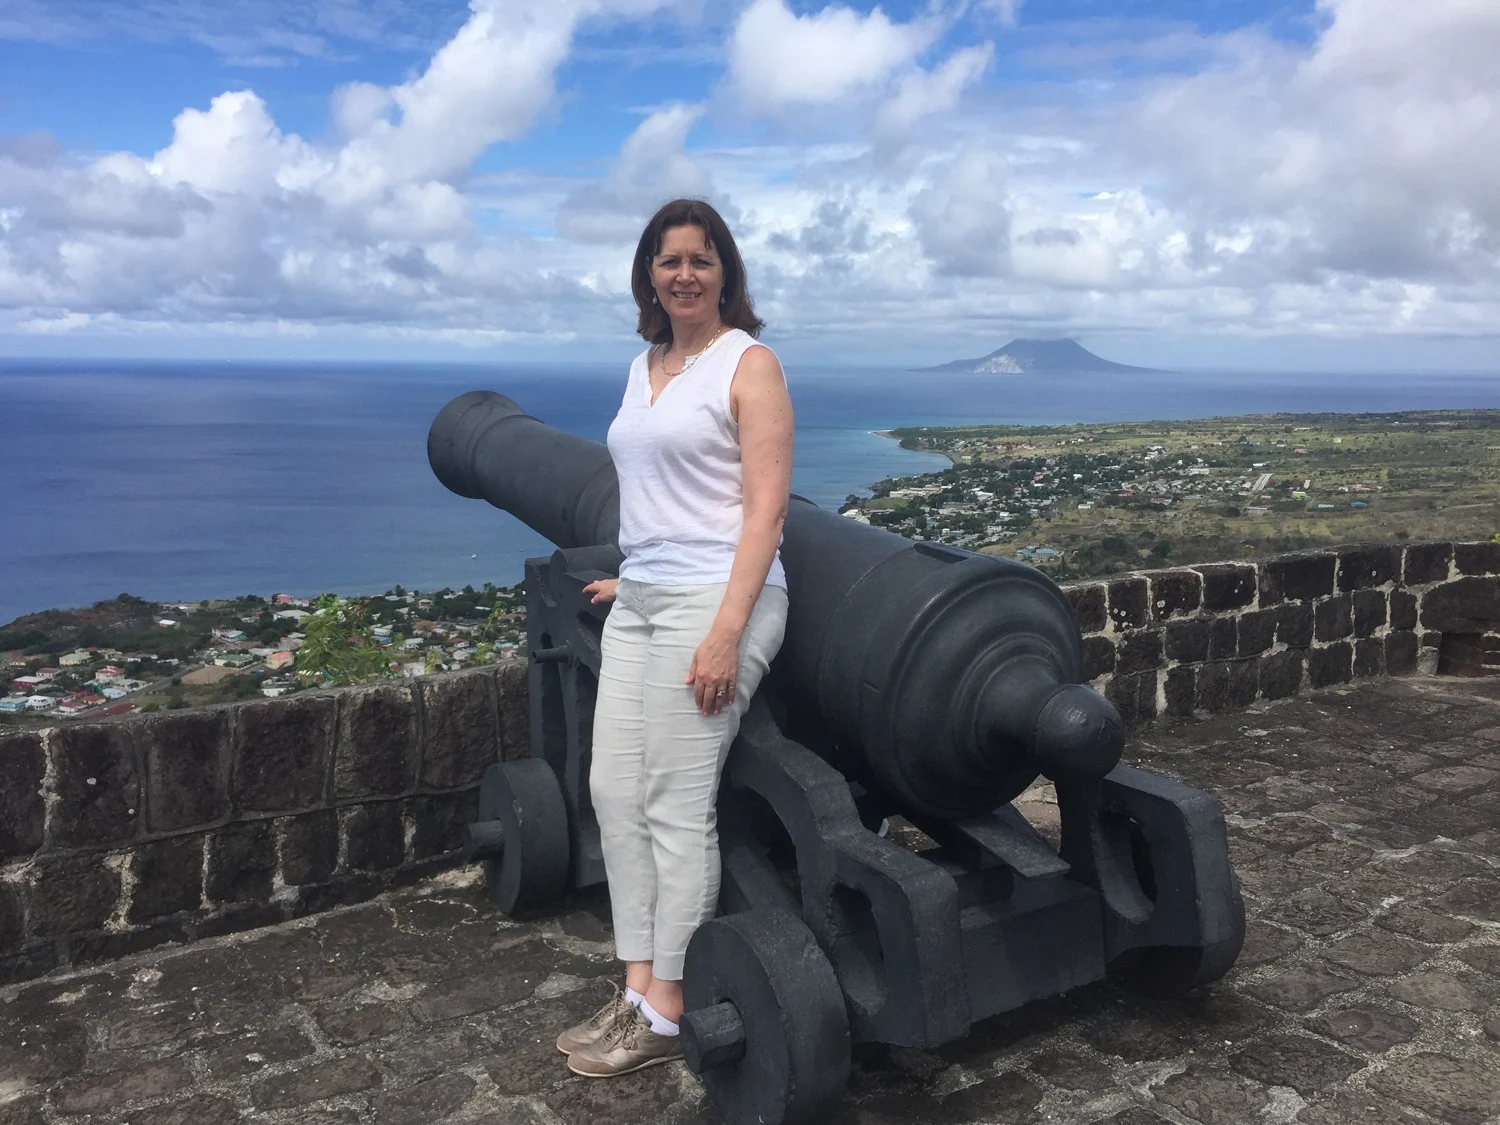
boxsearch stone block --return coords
[1081,635,1116,680]
[1230,1032,1361,1097]
[0,1015,87,1081]
[1314,594,1353,642]
[494,660,530,762]
[1208,617,1238,660]
[1455,541,1500,575]
[0,880,23,951]
[1066,583,1107,633]
[1404,542,1453,584]
[1277,602,1315,648]
[250,1055,382,1109]
[1439,632,1500,676]
[419,671,500,789]
[1164,619,1208,663]
[335,683,418,799]
[1197,659,1259,713]
[1164,666,1195,717]
[1308,642,1353,688]
[1337,544,1400,591]
[1116,630,1163,676]
[1386,630,1419,675]
[1390,589,1418,630]
[139,709,230,832]
[27,852,119,937]
[128,836,204,924]
[55,1058,194,1114]
[0,731,45,860]
[377,1073,477,1125]
[233,694,336,813]
[1261,552,1336,604]
[343,802,405,872]
[1197,562,1257,611]
[1421,577,1500,633]
[206,821,276,905]
[1260,650,1304,700]
[1353,589,1387,636]
[406,791,478,861]
[1150,569,1201,620]
[1368,1051,1500,1125]
[0,942,59,987]
[48,723,140,848]
[1238,609,1278,656]
[1353,637,1385,678]
[279,810,338,886]
[1104,671,1157,728]
[1107,577,1149,631]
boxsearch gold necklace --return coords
[660,325,728,377]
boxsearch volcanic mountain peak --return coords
[922,337,1167,374]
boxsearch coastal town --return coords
[0,584,525,725]
[6,411,1496,722]
[844,409,1500,579]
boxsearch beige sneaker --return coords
[555,986,634,1055]
[567,1004,683,1077]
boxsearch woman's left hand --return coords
[686,625,742,716]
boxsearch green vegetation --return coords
[851,410,1500,580]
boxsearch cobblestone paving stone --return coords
[2,677,1498,1125]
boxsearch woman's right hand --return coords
[582,578,620,604]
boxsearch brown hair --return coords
[632,198,764,345]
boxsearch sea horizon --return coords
[4,359,1498,625]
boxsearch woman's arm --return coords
[684,344,794,713]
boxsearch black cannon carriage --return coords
[429,390,1244,1125]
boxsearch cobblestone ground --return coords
[2,677,1498,1125]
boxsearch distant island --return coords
[919,337,1169,375]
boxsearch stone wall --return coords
[1062,540,1500,726]
[0,541,1495,989]
[0,662,526,987]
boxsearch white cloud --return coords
[727,0,941,112]
[977,0,1023,28]
[556,104,714,245]
[3,0,1500,361]
[876,42,994,140]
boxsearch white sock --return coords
[639,999,679,1036]
[624,987,646,1008]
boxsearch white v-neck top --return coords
[606,328,786,588]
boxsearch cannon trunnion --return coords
[431,391,1244,1125]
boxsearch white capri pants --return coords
[589,577,788,980]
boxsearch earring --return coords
[719,293,726,305]
[652,294,658,304]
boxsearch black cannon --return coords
[429,391,1244,1125]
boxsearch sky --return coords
[1,0,1498,371]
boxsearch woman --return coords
[558,199,794,1078]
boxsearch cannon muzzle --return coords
[428,390,622,555]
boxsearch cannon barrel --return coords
[429,391,1123,820]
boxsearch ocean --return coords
[2,358,1497,624]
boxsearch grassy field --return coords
[875,410,1500,580]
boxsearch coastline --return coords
[871,428,956,468]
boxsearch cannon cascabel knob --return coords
[1029,683,1124,782]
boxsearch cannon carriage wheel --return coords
[681,910,851,1125]
[464,759,570,915]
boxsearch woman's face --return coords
[649,224,724,328]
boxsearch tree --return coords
[294,596,392,686]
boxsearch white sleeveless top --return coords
[607,328,787,588]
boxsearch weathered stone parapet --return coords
[0,661,526,987]
[1061,540,1500,726]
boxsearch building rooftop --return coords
[2,675,1497,1125]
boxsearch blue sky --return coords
[1,0,1498,370]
